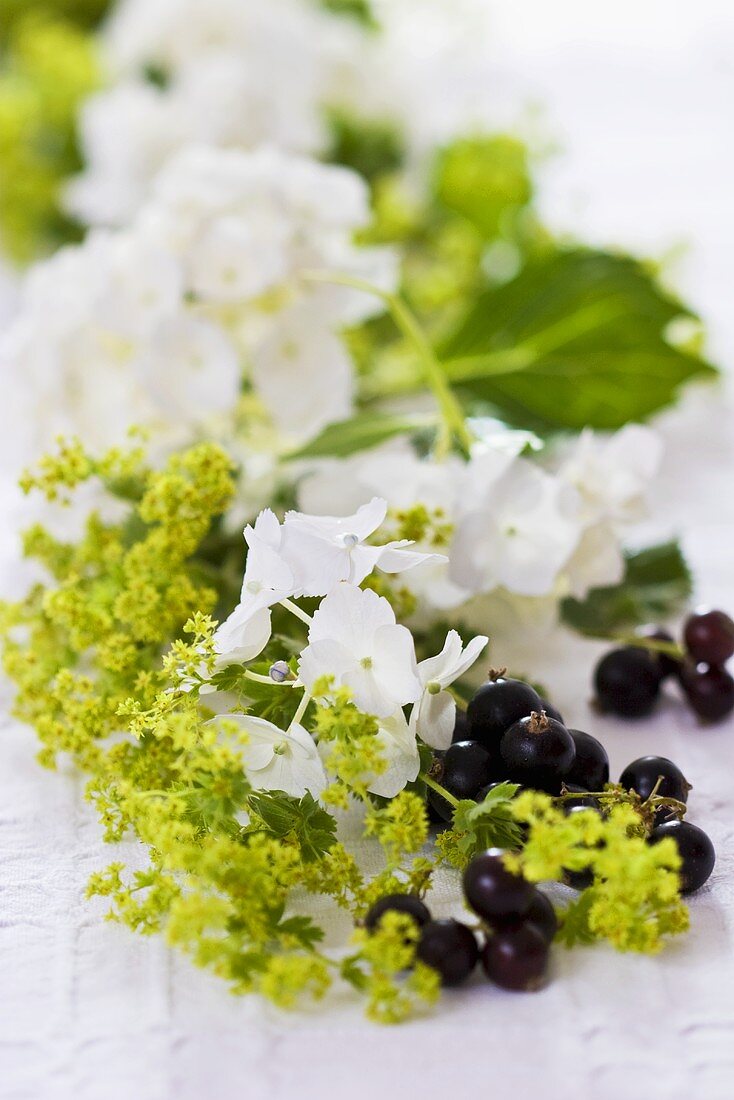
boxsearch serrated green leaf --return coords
[275,914,325,949]
[246,791,338,863]
[556,891,596,947]
[285,411,433,461]
[438,249,717,431]
[561,540,692,639]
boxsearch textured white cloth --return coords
[2,3,734,1098]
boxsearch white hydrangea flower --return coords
[282,496,445,598]
[67,0,361,227]
[213,510,296,667]
[210,714,327,797]
[410,630,488,749]
[299,583,422,718]
[366,710,422,799]
[558,425,663,527]
[0,230,239,465]
[450,455,582,598]
[4,145,398,462]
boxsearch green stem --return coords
[280,598,313,627]
[421,772,460,810]
[302,270,471,458]
[289,690,312,730]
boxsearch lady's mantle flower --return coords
[410,630,488,749]
[283,496,446,597]
[299,583,422,718]
[211,714,327,798]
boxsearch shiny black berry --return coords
[451,707,470,743]
[679,662,734,722]
[365,894,431,932]
[635,625,680,679]
[416,919,479,986]
[649,820,716,894]
[488,889,558,945]
[619,755,690,805]
[564,728,610,791]
[562,786,602,812]
[499,711,575,792]
[594,647,662,718]
[467,674,543,752]
[428,740,495,822]
[684,608,734,666]
[481,924,550,991]
[463,849,535,920]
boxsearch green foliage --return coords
[433,135,533,240]
[0,11,99,260]
[561,541,692,638]
[326,109,404,182]
[438,249,717,431]
[435,782,524,867]
[319,0,377,29]
[286,410,432,461]
[0,0,111,42]
[245,791,338,864]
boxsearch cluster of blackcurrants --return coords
[594,608,734,722]
[365,672,717,991]
[364,851,556,992]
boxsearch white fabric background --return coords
[2,3,734,1098]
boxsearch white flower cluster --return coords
[208,498,487,800]
[65,0,359,227]
[64,0,502,231]
[0,145,395,465]
[298,423,663,615]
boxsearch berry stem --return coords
[617,634,686,660]
[301,270,471,459]
[421,772,462,810]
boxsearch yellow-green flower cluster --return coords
[0,11,100,261]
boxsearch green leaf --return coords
[448,783,524,863]
[556,891,596,947]
[561,541,692,639]
[246,791,338,863]
[433,135,533,240]
[285,411,432,461]
[438,249,717,431]
[275,914,325,949]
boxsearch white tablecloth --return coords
[2,4,734,1098]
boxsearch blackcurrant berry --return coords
[463,849,535,920]
[619,755,690,805]
[679,662,734,722]
[594,647,662,718]
[365,894,431,932]
[481,924,550,992]
[635,625,680,680]
[564,728,610,791]
[649,820,716,894]
[466,674,543,752]
[499,711,575,793]
[684,608,734,666]
[488,889,558,945]
[451,707,470,743]
[416,919,479,986]
[428,740,495,822]
[538,697,565,724]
